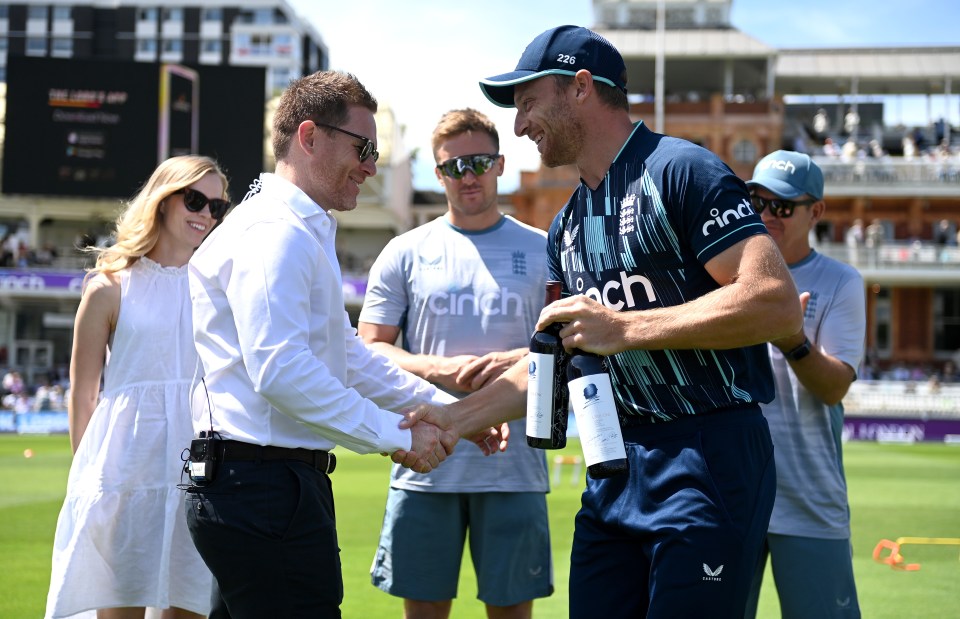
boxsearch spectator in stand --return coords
[912,127,926,152]
[941,360,958,383]
[16,243,30,267]
[33,377,54,411]
[49,384,66,410]
[934,219,955,246]
[890,363,910,381]
[845,219,864,264]
[822,137,840,158]
[744,150,865,619]
[843,107,860,137]
[865,219,884,265]
[902,134,917,160]
[0,235,13,266]
[2,232,22,267]
[813,108,829,137]
[840,139,858,162]
[2,370,25,396]
[34,242,59,266]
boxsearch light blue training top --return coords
[360,215,550,492]
[763,249,866,539]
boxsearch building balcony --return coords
[630,96,778,118]
[813,157,960,197]
[844,380,960,419]
[813,241,960,285]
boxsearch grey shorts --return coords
[746,533,861,618]
[370,488,553,606]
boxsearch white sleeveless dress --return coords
[45,257,211,618]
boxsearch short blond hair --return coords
[431,108,499,161]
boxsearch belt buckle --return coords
[324,452,335,475]
[312,450,331,474]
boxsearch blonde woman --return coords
[46,156,230,619]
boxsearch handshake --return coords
[388,404,509,475]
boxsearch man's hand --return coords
[391,419,452,474]
[460,422,509,455]
[393,405,507,466]
[456,350,526,392]
[429,354,481,392]
[536,295,628,356]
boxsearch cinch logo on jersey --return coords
[701,198,753,237]
[426,287,525,317]
[755,158,796,174]
[574,271,657,310]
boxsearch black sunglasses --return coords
[436,153,500,180]
[314,122,379,163]
[750,194,816,219]
[174,187,230,220]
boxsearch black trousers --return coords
[185,459,341,618]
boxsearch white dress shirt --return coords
[189,173,453,454]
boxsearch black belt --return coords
[217,440,336,475]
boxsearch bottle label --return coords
[526,352,554,439]
[568,372,626,466]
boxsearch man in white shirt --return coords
[186,71,495,618]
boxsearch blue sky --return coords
[288,0,960,191]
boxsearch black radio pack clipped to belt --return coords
[183,377,221,487]
[187,430,220,486]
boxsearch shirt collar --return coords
[258,173,335,238]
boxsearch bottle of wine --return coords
[526,281,568,449]
[566,350,628,478]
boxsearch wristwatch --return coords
[784,337,812,362]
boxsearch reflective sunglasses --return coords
[314,122,379,163]
[750,194,816,218]
[174,187,231,220]
[436,154,500,180]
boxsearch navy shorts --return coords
[371,488,553,606]
[568,406,776,619]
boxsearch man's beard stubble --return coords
[541,98,584,169]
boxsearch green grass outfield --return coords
[1,434,958,618]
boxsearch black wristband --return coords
[784,337,812,362]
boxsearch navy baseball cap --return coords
[746,150,824,201]
[479,25,627,108]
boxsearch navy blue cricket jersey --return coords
[546,121,773,423]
